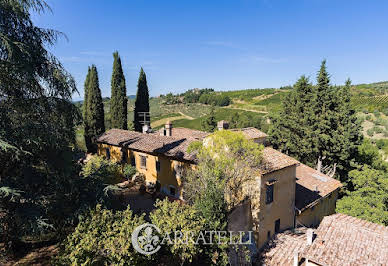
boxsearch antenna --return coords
[138,112,150,126]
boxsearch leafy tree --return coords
[150,199,206,265]
[110,51,127,129]
[0,0,81,250]
[56,205,150,265]
[123,164,137,180]
[201,106,217,132]
[134,68,150,132]
[336,165,388,226]
[85,65,105,152]
[81,156,122,185]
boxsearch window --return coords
[275,219,280,233]
[140,155,147,169]
[266,184,274,204]
[169,186,176,196]
[105,148,110,160]
[121,149,127,163]
[267,231,271,241]
[131,156,136,167]
[156,161,161,172]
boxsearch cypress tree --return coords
[110,51,127,129]
[134,68,150,132]
[83,67,93,152]
[86,65,105,152]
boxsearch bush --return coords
[123,164,137,180]
[367,128,375,137]
[82,156,122,184]
[373,110,381,118]
[366,114,372,121]
[374,126,384,134]
[56,205,149,265]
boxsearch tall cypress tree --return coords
[83,67,93,151]
[86,65,105,152]
[134,68,150,132]
[110,51,127,129]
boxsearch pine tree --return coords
[269,61,362,182]
[134,68,150,132]
[86,65,105,152]
[83,67,93,151]
[110,51,127,129]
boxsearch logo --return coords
[131,223,161,255]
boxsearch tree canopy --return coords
[110,51,127,129]
[134,68,150,132]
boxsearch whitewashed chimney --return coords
[307,229,314,245]
[165,121,172,136]
[217,120,229,131]
[293,252,299,266]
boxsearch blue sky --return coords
[32,0,388,101]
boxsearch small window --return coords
[169,186,176,196]
[156,161,161,172]
[275,219,280,233]
[140,155,147,169]
[131,156,136,167]
[267,231,271,241]
[105,148,110,160]
[266,184,274,204]
[121,149,127,163]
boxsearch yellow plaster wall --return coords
[253,166,296,249]
[97,143,188,198]
[296,190,339,228]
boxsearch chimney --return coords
[217,120,229,131]
[306,229,314,245]
[293,252,299,266]
[142,124,151,134]
[165,121,172,136]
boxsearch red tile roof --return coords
[303,213,388,266]
[295,164,343,211]
[97,129,197,161]
[259,214,388,266]
[259,228,308,266]
[156,127,209,140]
[230,127,268,139]
[259,147,299,174]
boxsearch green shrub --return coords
[374,110,381,118]
[375,118,384,126]
[56,205,149,265]
[123,164,137,180]
[376,139,385,149]
[367,128,375,137]
[366,114,372,121]
[82,156,122,184]
[374,126,384,134]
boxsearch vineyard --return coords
[351,94,388,112]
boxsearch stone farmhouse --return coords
[96,120,344,251]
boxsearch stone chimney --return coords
[306,229,315,245]
[142,124,152,134]
[165,121,172,136]
[293,252,299,266]
[217,120,229,131]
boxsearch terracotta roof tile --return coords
[156,127,209,140]
[230,127,268,139]
[295,164,343,211]
[259,147,299,174]
[303,213,388,266]
[259,228,308,266]
[259,214,388,266]
[97,129,197,161]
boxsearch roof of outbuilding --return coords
[302,213,388,266]
[295,163,343,212]
[259,214,388,266]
